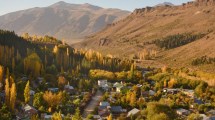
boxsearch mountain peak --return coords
[53,1,68,5]
[156,2,174,7]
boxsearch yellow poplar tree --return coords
[5,78,10,107]
[0,65,3,84]
[10,83,16,112]
[24,81,30,103]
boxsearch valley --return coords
[0,0,215,120]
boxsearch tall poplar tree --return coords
[24,81,30,103]
[10,83,16,112]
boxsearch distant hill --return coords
[73,0,215,72]
[0,1,130,43]
[155,2,174,7]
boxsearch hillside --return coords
[73,0,215,72]
[0,1,129,43]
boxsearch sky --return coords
[0,0,192,16]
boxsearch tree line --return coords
[151,33,206,49]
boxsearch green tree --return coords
[52,111,62,120]
[24,81,30,103]
[0,104,12,120]
[72,108,82,120]
[129,64,135,80]
[187,113,203,120]
[146,102,176,120]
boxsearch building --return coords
[149,90,156,96]
[93,115,102,120]
[99,101,110,107]
[23,104,38,117]
[110,106,123,114]
[30,90,35,96]
[182,89,194,98]
[98,80,108,87]
[98,80,110,91]
[64,84,75,94]
[207,116,215,120]
[98,106,110,118]
[163,88,179,94]
[48,88,59,93]
[207,109,215,116]
[176,108,190,116]
[127,108,140,117]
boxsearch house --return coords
[113,82,121,88]
[108,96,117,103]
[176,108,190,116]
[207,116,215,120]
[98,80,110,91]
[43,114,64,120]
[44,115,52,120]
[64,84,75,94]
[110,106,123,114]
[98,80,108,87]
[127,108,140,117]
[163,88,179,94]
[21,77,28,81]
[38,77,44,84]
[23,104,38,117]
[116,84,125,93]
[194,98,204,105]
[207,109,215,116]
[98,106,109,118]
[93,115,102,120]
[199,114,209,120]
[182,89,194,98]
[149,90,156,96]
[136,84,142,88]
[30,90,35,96]
[99,101,110,107]
[48,88,59,93]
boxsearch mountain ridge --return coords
[73,0,215,72]
[0,1,130,43]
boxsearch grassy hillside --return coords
[73,1,215,72]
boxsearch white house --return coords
[176,108,190,116]
[116,85,124,93]
[30,90,35,96]
[127,108,140,117]
[99,101,110,107]
[64,84,75,94]
[98,80,108,87]
[149,90,156,96]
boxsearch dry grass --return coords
[73,4,215,73]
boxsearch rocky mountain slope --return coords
[0,1,130,43]
[73,0,215,72]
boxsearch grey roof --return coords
[100,101,110,107]
[127,108,140,117]
[98,106,107,111]
[110,106,122,113]
[207,116,215,120]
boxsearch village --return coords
[0,67,214,120]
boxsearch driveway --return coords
[82,90,103,118]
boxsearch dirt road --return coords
[82,90,103,118]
